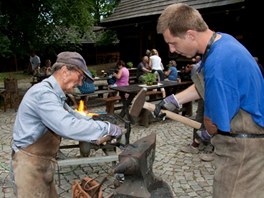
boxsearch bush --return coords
[126,62,133,68]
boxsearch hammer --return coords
[129,88,201,129]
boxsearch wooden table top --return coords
[110,80,193,94]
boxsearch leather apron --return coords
[192,69,264,198]
[12,129,61,198]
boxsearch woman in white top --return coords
[149,49,165,81]
[149,49,166,97]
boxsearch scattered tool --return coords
[129,88,201,129]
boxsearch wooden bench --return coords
[85,89,116,98]
[98,95,121,114]
[145,90,163,101]
[129,76,137,84]
[94,83,108,93]
[67,89,117,108]
[97,90,163,115]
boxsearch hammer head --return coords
[129,88,147,117]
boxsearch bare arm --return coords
[176,84,200,105]
[113,69,122,79]
[164,69,171,77]
[142,66,151,73]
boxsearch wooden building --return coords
[101,0,261,67]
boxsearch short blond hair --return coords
[151,49,158,55]
[157,3,208,37]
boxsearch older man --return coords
[10,51,122,198]
[137,55,152,83]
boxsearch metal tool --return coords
[112,133,173,198]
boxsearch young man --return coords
[155,3,264,198]
[10,51,122,197]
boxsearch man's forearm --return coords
[153,84,200,118]
[176,84,200,105]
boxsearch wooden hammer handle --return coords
[96,135,112,145]
[143,102,201,129]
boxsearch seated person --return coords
[68,71,95,109]
[44,59,52,76]
[164,60,180,95]
[164,60,180,81]
[113,60,129,86]
[137,56,152,83]
[108,60,129,98]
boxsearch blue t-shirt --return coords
[78,80,95,94]
[203,33,264,131]
[167,66,178,81]
[77,70,95,94]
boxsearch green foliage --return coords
[95,30,119,46]
[91,0,120,25]
[141,73,157,85]
[89,69,97,77]
[126,62,133,68]
[0,34,12,57]
[0,71,31,82]
[0,0,119,60]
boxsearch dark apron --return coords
[12,129,61,198]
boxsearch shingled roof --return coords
[102,0,245,23]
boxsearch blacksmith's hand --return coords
[107,122,122,138]
[95,123,122,145]
[153,94,181,117]
[196,129,212,143]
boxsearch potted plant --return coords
[126,62,133,68]
[142,73,157,86]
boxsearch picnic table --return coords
[110,81,193,124]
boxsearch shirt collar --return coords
[43,75,67,101]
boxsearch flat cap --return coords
[56,51,93,82]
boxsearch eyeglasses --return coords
[74,69,85,81]
[68,68,84,81]
[66,66,85,82]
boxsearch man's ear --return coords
[61,65,68,71]
[60,65,69,76]
[186,30,195,41]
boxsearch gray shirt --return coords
[12,75,109,151]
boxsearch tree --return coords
[0,0,119,70]
[88,0,120,46]
[90,0,120,25]
[0,0,93,67]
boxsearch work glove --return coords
[95,122,122,145]
[196,129,212,143]
[153,94,181,118]
[106,122,122,138]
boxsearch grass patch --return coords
[0,71,31,82]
